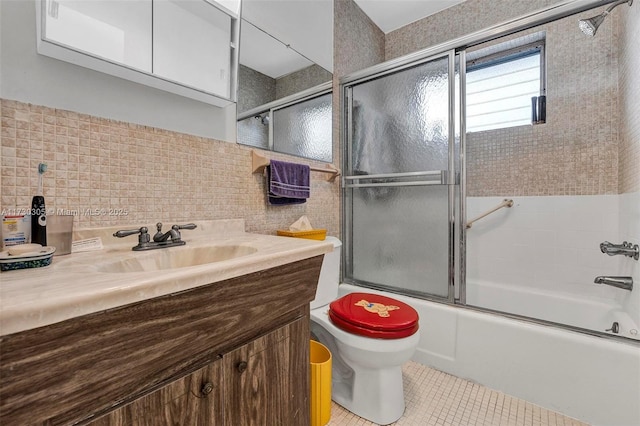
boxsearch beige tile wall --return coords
[385,0,558,62]
[466,10,619,196]
[385,1,636,197]
[334,0,385,78]
[618,1,640,193]
[0,99,340,235]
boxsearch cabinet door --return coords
[42,0,152,72]
[90,359,223,426]
[153,0,232,98]
[223,316,310,426]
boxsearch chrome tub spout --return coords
[594,276,633,291]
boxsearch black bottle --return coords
[31,195,47,246]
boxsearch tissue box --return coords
[277,229,327,240]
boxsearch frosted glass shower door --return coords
[344,53,455,299]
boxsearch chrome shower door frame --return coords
[341,49,459,303]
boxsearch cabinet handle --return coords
[236,361,248,373]
[200,382,214,396]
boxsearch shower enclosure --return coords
[341,0,639,341]
[342,52,461,302]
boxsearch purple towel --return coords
[268,160,310,205]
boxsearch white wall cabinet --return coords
[153,1,232,99]
[36,0,238,107]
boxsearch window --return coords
[466,36,545,133]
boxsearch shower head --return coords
[579,0,633,36]
[578,14,605,36]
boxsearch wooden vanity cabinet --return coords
[0,255,322,426]
[90,357,225,426]
[89,316,308,426]
[223,316,309,426]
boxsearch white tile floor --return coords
[327,361,588,426]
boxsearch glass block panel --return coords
[273,93,332,162]
[351,56,450,175]
[348,185,450,298]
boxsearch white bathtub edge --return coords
[338,283,640,426]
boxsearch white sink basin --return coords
[94,245,258,273]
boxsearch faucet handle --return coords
[169,223,197,243]
[114,227,148,238]
[113,226,151,249]
[173,223,197,230]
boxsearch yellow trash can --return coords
[310,340,332,426]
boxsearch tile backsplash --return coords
[0,99,340,235]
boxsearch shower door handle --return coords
[343,170,448,188]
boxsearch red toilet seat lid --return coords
[328,292,419,339]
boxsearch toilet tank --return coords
[310,236,342,310]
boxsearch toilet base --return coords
[332,364,405,425]
[310,310,419,425]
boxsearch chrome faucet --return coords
[594,276,633,291]
[114,223,197,251]
[599,241,639,260]
[153,222,191,243]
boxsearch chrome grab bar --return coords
[466,199,514,229]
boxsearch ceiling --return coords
[240,0,334,76]
[240,0,465,78]
[355,0,466,34]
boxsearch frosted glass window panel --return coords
[153,0,231,98]
[43,0,152,72]
[466,53,540,132]
[273,93,332,162]
[351,57,450,175]
[237,116,269,149]
[348,185,450,298]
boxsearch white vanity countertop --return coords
[0,220,333,336]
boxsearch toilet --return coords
[310,237,420,425]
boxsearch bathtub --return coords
[339,283,640,426]
[466,279,640,341]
